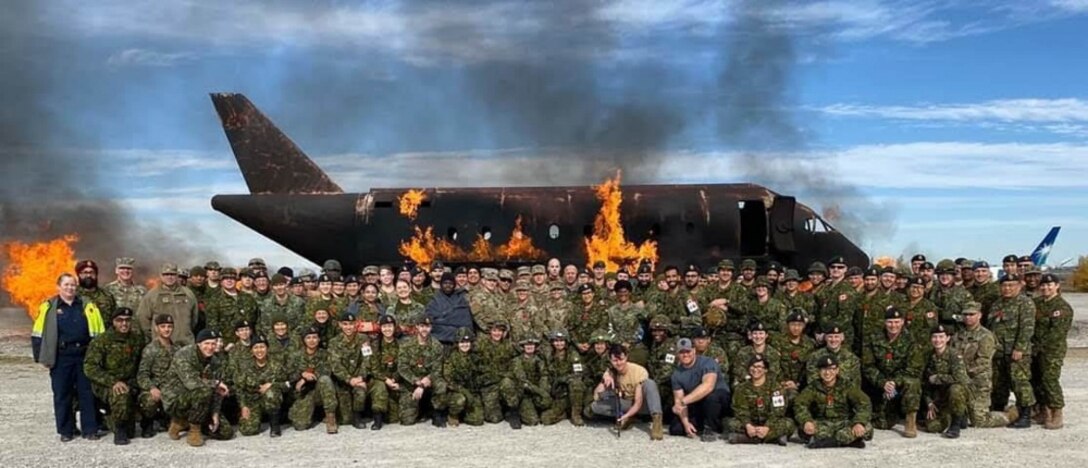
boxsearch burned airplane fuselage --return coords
[209,93,869,272]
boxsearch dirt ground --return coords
[1,295,1085,467]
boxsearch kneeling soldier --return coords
[137,314,178,438]
[541,330,586,426]
[920,324,970,438]
[794,355,872,449]
[84,307,145,445]
[237,334,288,437]
[162,329,235,447]
[288,326,339,433]
[443,328,484,426]
[513,336,552,426]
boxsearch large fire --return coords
[585,173,658,271]
[398,226,462,266]
[397,216,546,265]
[1,235,79,321]
[496,216,545,261]
[398,189,426,220]
[873,256,897,269]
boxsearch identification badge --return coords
[1052,310,1062,318]
[772,392,785,408]
[839,294,847,302]
[926,311,935,319]
[573,363,583,373]
[361,345,373,357]
[665,353,675,364]
[686,300,699,314]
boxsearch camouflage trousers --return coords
[965,375,1009,428]
[871,378,921,429]
[802,420,873,445]
[481,378,520,423]
[991,353,1036,409]
[446,388,485,425]
[921,383,968,433]
[239,388,285,436]
[92,384,137,429]
[288,376,338,430]
[164,387,235,440]
[335,383,369,424]
[541,380,586,425]
[397,381,447,426]
[1032,351,1065,409]
[367,379,401,423]
[138,390,165,420]
[731,417,797,441]
[518,387,554,426]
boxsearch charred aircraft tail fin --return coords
[210,93,343,194]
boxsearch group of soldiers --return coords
[66,251,1073,449]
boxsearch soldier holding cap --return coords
[137,263,199,346]
[161,329,235,447]
[988,274,1037,428]
[104,257,147,313]
[793,355,872,449]
[137,314,177,438]
[861,306,923,438]
[1031,273,1074,429]
[83,307,145,445]
[919,324,970,438]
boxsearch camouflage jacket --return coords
[1033,294,1073,355]
[442,350,480,392]
[731,379,791,430]
[367,337,400,382]
[545,348,585,388]
[858,290,904,341]
[930,284,972,326]
[699,282,751,337]
[235,357,287,408]
[806,347,862,389]
[226,340,254,385]
[397,335,445,385]
[770,334,816,385]
[137,338,176,391]
[697,343,731,375]
[83,328,145,389]
[469,288,507,331]
[902,298,940,346]
[861,331,924,387]
[775,290,817,323]
[544,297,573,334]
[987,294,1036,355]
[567,301,608,345]
[793,381,872,426]
[606,301,647,344]
[731,345,781,387]
[79,287,117,322]
[204,289,259,344]
[161,344,219,405]
[287,347,331,383]
[508,298,548,344]
[920,347,969,402]
[582,351,611,388]
[513,354,550,396]
[304,295,349,320]
[387,300,426,331]
[968,281,1000,314]
[136,285,197,345]
[103,280,146,313]
[258,294,306,335]
[475,338,518,387]
[647,340,678,387]
[328,332,370,384]
[747,297,787,335]
[815,280,858,339]
[951,325,996,384]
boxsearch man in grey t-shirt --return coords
[671,338,731,441]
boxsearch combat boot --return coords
[432,411,448,428]
[113,428,130,446]
[846,438,866,449]
[448,414,460,427]
[651,413,663,441]
[167,418,185,440]
[370,413,384,431]
[728,433,756,444]
[352,412,367,430]
[140,418,156,438]
[806,437,838,449]
[269,411,282,438]
[186,424,204,447]
[325,413,339,434]
[1005,405,1019,423]
[570,409,584,427]
[507,409,522,430]
[1032,405,1049,425]
[1009,406,1031,429]
[1045,408,1064,430]
[943,417,962,439]
[903,412,918,438]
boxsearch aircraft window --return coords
[447,227,458,241]
[549,224,560,239]
[737,201,745,209]
[804,218,830,233]
[685,222,695,234]
[481,227,492,240]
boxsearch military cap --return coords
[416,316,433,326]
[786,309,807,323]
[962,302,982,315]
[577,284,594,294]
[431,260,445,269]
[439,272,456,284]
[204,261,221,271]
[685,264,701,274]
[453,266,468,275]
[548,329,569,341]
[518,336,541,346]
[692,327,711,339]
[954,257,967,266]
[910,254,926,263]
[816,355,839,369]
[613,279,632,292]
[189,266,207,277]
[234,319,252,331]
[154,314,174,325]
[220,267,238,279]
[958,258,975,269]
[252,334,269,346]
[343,275,360,284]
[808,262,828,274]
[1018,255,1032,264]
[339,310,357,321]
[638,263,652,274]
[921,261,935,270]
[398,264,413,274]
[238,267,252,278]
[1040,273,1060,284]
[481,268,499,280]
[302,326,321,338]
[378,315,397,326]
[549,283,565,291]
[323,259,342,272]
[846,266,863,277]
[277,266,294,277]
[827,256,847,266]
[754,276,771,288]
[880,266,896,275]
[580,268,592,276]
[330,274,345,284]
[748,321,767,332]
[298,268,316,279]
[362,265,379,275]
[766,261,783,273]
[289,277,302,286]
[1023,267,1042,276]
[498,269,515,280]
[895,266,912,277]
[999,274,1021,283]
[178,269,190,279]
[649,315,671,330]
[160,263,179,275]
[740,259,758,270]
[514,280,531,292]
[457,328,474,342]
[269,313,289,324]
[748,354,767,368]
[317,274,333,283]
[1002,254,1018,263]
[717,259,735,271]
[823,324,845,335]
[864,266,881,278]
[783,269,802,282]
[489,320,509,331]
[530,264,546,275]
[112,307,134,320]
[251,271,268,280]
[248,258,267,268]
[590,330,613,343]
[706,266,718,275]
[935,259,957,274]
[676,338,694,352]
[906,277,925,287]
[884,306,904,320]
[115,257,136,268]
[271,273,288,286]
[931,324,951,335]
[516,266,531,277]
[604,272,617,281]
[973,260,990,269]
[593,260,606,269]
[196,329,221,343]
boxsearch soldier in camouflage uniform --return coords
[235,335,288,437]
[367,315,401,429]
[861,307,923,437]
[305,274,348,323]
[203,268,259,345]
[814,256,859,352]
[476,321,521,426]
[512,337,552,426]
[857,267,904,350]
[902,277,940,346]
[747,277,787,337]
[226,320,255,385]
[469,269,506,332]
[580,331,615,419]
[606,280,649,366]
[919,324,970,438]
[731,322,783,389]
[567,284,609,355]
[771,310,815,392]
[775,270,816,327]
[287,326,339,433]
[987,275,1036,428]
[807,325,862,390]
[161,329,234,447]
[929,259,972,332]
[83,308,145,445]
[544,283,573,333]
[1031,273,1074,429]
[729,354,795,445]
[509,281,547,343]
[328,311,371,429]
[266,313,296,366]
[137,314,177,438]
[794,355,872,448]
[397,316,447,426]
[700,260,751,347]
[969,261,1000,314]
[443,328,484,427]
[646,316,678,424]
[388,280,426,336]
[951,302,1010,428]
[258,274,306,336]
[104,257,147,313]
[692,327,730,374]
[75,260,118,324]
[541,330,586,426]
[136,263,199,345]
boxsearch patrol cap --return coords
[531,265,546,275]
[481,268,499,280]
[613,279,632,292]
[827,256,847,266]
[808,262,828,274]
[75,259,99,273]
[516,266,531,277]
[362,265,379,275]
[717,259,735,271]
[378,315,397,326]
[298,268,316,280]
[323,259,342,272]
[196,329,221,343]
[518,336,541,346]
[343,275,360,285]
[649,315,671,330]
[786,309,807,323]
[593,260,606,269]
[160,263,179,275]
[154,314,174,325]
[549,283,565,291]
[958,259,975,269]
[234,319,252,331]
[884,306,904,320]
[489,320,509,331]
[823,324,844,335]
[748,321,767,332]
[204,261,221,271]
[277,266,294,278]
[999,274,1022,283]
[817,355,839,369]
[112,307,134,320]
[906,277,925,287]
[251,334,269,346]
[251,271,268,280]
[754,276,770,288]
[692,327,710,339]
[178,269,190,279]
[963,302,982,315]
[220,267,238,279]
[590,330,613,344]
[1002,254,1018,263]
[783,269,802,282]
[317,274,333,283]
[973,260,990,269]
[740,259,757,270]
[910,254,926,263]
[1040,273,1060,284]
[676,338,694,352]
[936,259,957,274]
[269,313,289,325]
[238,267,251,278]
[339,310,357,321]
[931,324,951,335]
[189,266,207,277]
[499,269,515,281]
[748,354,767,368]
[604,272,617,281]
[271,273,288,286]
[549,329,569,341]
[846,266,863,277]
[115,257,136,269]
[248,258,267,268]
[514,280,531,292]
[1024,267,1042,276]
[577,283,594,294]
[864,267,881,278]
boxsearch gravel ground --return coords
[1,295,1086,467]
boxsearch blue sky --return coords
[4,0,1087,270]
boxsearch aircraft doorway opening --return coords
[739,200,767,256]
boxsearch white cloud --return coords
[106,48,197,67]
[820,98,1088,123]
[1051,0,1088,13]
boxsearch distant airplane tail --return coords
[1029,226,1060,267]
[210,93,343,194]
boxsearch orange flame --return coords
[874,256,897,269]
[398,215,547,264]
[467,235,495,262]
[398,189,426,220]
[585,173,658,271]
[397,226,462,265]
[1,235,79,321]
[496,216,545,261]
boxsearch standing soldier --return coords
[137,314,177,438]
[530,264,550,300]
[136,264,198,346]
[203,268,259,345]
[397,317,447,426]
[729,354,794,445]
[476,321,521,427]
[747,278,787,336]
[287,326,339,433]
[988,274,1037,428]
[776,270,816,325]
[541,330,586,426]
[567,284,609,355]
[328,311,370,429]
[951,301,1011,428]
[443,328,484,427]
[512,337,552,427]
[901,277,940,346]
[919,325,970,438]
[367,315,401,430]
[305,274,347,322]
[236,335,288,437]
[469,268,504,331]
[83,307,145,445]
[701,260,750,348]
[814,256,859,352]
[161,329,234,447]
[388,280,426,336]
[857,267,902,349]
[969,261,1000,314]
[807,325,861,389]
[794,356,872,449]
[771,310,816,392]
[259,274,306,336]
[861,307,923,438]
[104,257,147,313]
[544,284,573,333]
[509,281,547,343]
[1032,273,1074,429]
[606,280,649,365]
[76,260,118,320]
[204,261,222,291]
[930,259,972,331]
